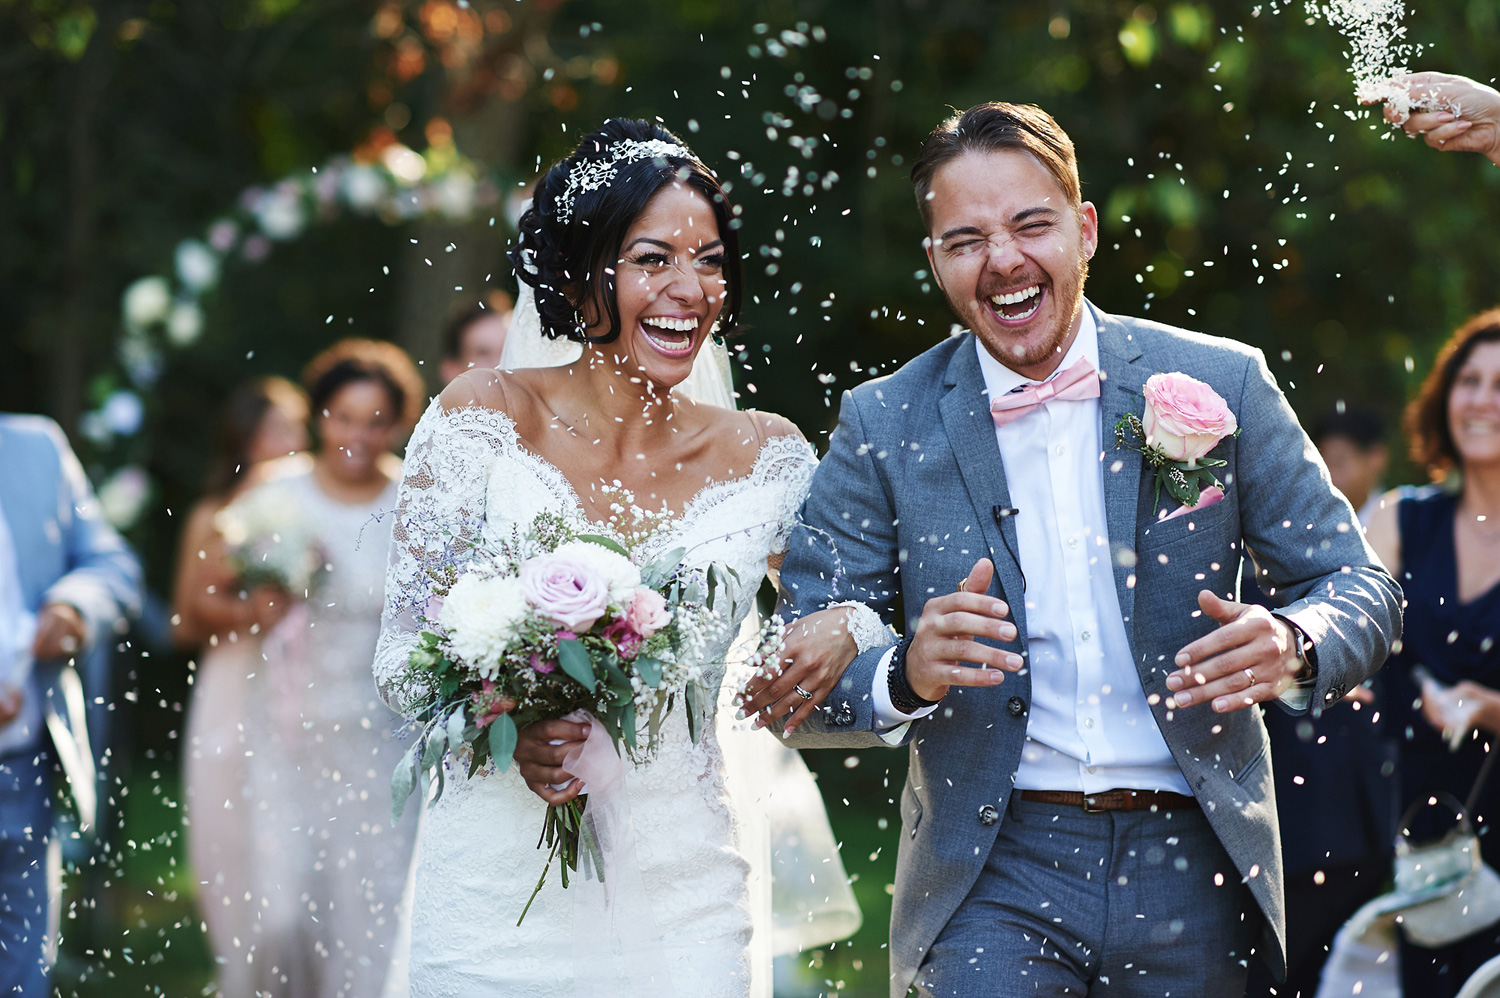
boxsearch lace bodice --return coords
[376,399,817,998]
[374,399,816,713]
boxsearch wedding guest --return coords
[1313,405,1389,526]
[438,291,513,384]
[1366,307,1500,996]
[1380,71,1500,166]
[231,339,424,998]
[1244,404,1397,998]
[0,413,141,995]
[170,376,308,994]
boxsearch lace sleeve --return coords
[760,435,818,557]
[373,400,515,714]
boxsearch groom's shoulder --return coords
[1099,307,1263,372]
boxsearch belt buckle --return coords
[1082,794,1106,813]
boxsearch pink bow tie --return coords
[989,357,1101,428]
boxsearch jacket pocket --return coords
[1231,739,1269,787]
[901,783,923,839]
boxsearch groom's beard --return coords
[953,252,1091,374]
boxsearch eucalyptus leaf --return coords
[391,744,420,825]
[635,655,664,687]
[574,534,630,558]
[622,700,637,751]
[557,639,598,693]
[489,713,518,772]
[685,681,702,744]
[446,705,466,750]
[600,652,632,694]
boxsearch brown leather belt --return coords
[1018,789,1198,813]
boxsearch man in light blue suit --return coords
[0,414,141,995]
[767,103,1403,996]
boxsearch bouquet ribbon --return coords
[560,709,676,996]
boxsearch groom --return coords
[772,102,1402,996]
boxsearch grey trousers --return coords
[915,795,1259,997]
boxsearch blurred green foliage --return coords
[5,0,1500,995]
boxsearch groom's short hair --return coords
[910,102,1081,230]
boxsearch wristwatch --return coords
[887,635,940,714]
[1276,614,1317,684]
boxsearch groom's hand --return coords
[905,559,1023,703]
[1165,591,1303,713]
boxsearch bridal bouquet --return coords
[392,500,750,920]
[214,485,325,593]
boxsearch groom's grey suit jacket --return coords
[777,303,1403,995]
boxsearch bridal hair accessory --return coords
[1114,371,1239,519]
[554,138,698,224]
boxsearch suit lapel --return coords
[1094,307,1148,629]
[937,336,1028,638]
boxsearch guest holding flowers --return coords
[229,340,425,998]
[1366,307,1500,995]
[171,375,308,994]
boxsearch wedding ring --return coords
[793,685,814,700]
[1244,668,1256,687]
[957,578,967,593]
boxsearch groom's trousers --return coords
[914,795,1258,997]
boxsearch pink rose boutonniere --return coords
[1115,372,1239,518]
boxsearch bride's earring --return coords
[710,319,724,346]
[573,309,588,340]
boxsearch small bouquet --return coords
[392,497,748,920]
[1115,372,1239,521]
[214,485,325,593]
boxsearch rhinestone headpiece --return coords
[553,138,697,224]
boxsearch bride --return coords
[374,118,880,996]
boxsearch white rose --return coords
[551,540,641,604]
[440,573,529,676]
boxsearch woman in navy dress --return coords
[1367,307,1500,996]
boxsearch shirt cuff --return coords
[872,646,939,743]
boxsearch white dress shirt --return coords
[873,311,1192,794]
[0,497,40,756]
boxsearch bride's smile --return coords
[596,182,728,391]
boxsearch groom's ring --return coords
[793,685,814,700]
[1243,669,1256,687]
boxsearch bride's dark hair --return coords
[509,118,743,344]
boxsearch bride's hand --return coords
[737,608,858,738]
[515,717,591,806]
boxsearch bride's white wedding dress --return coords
[373,400,819,997]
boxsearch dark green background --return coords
[4,1,1497,994]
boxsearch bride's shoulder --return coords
[438,368,513,415]
[744,409,805,444]
[696,406,805,445]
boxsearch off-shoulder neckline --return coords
[427,400,813,539]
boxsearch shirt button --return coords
[1067,536,1079,549]
[1055,444,1066,457]
[1081,630,1092,641]
[1085,717,1095,728]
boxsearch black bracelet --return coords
[888,635,940,714]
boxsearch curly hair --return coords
[507,118,743,345]
[301,338,426,432]
[1406,307,1500,479]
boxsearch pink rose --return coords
[623,588,671,639]
[1142,372,1237,464]
[521,553,612,632]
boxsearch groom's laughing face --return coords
[924,148,1098,380]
